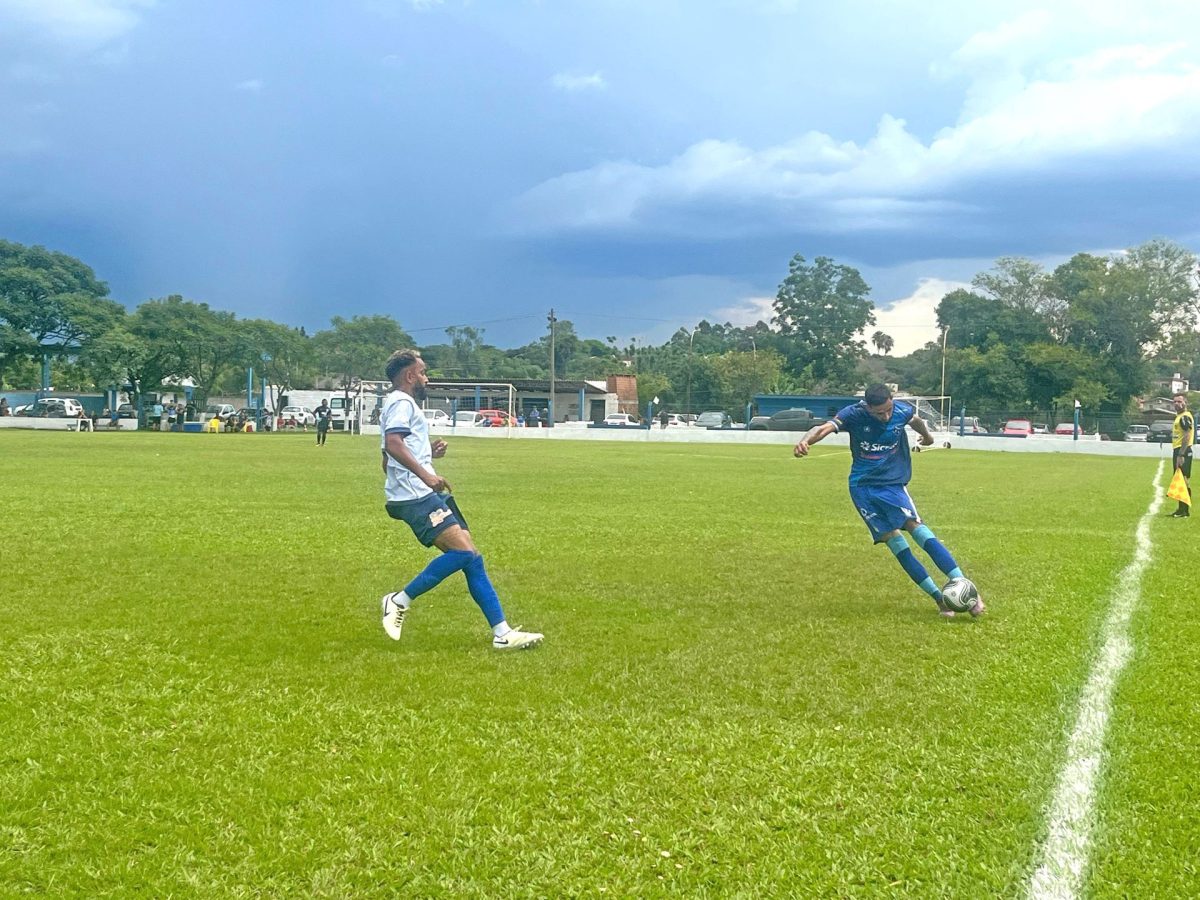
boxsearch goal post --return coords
[899,394,952,431]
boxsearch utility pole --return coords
[548,308,557,426]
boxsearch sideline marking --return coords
[1028,460,1165,900]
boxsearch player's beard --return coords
[412,383,427,403]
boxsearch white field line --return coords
[1028,460,1166,900]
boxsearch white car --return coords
[1124,424,1150,442]
[280,405,317,426]
[603,413,637,426]
[423,409,452,426]
[28,398,85,418]
[454,411,486,427]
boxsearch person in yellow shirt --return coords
[1170,393,1194,518]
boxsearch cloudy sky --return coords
[3,0,1200,353]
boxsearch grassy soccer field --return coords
[0,431,1193,897]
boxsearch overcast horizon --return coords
[3,0,1200,356]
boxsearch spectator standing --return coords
[659,409,669,429]
[527,406,540,428]
[0,398,10,416]
[541,406,550,427]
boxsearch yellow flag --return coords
[1168,468,1191,505]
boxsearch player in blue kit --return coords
[377,349,543,649]
[793,383,984,618]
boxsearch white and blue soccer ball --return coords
[940,577,979,613]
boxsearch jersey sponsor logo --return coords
[859,440,898,453]
[429,508,452,527]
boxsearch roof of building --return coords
[427,377,610,394]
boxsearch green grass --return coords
[0,431,1186,897]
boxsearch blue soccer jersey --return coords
[832,399,916,487]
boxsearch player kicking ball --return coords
[793,383,984,619]
[377,349,543,649]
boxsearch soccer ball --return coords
[940,577,979,613]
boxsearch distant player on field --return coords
[378,349,543,649]
[793,383,984,618]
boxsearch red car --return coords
[477,408,516,427]
[1002,419,1033,436]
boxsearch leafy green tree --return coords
[709,349,785,412]
[313,315,414,391]
[772,254,875,387]
[240,319,315,411]
[936,289,1052,351]
[444,325,485,375]
[972,256,1058,317]
[1021,343,1107,412]
[0,239,124,384]
[635,372,671,414]
[945,344,1026,418]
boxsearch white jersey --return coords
[380,390,435,502]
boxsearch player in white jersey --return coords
[378,349,543,650]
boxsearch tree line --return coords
[2,237,1198,423]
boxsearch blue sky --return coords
[3,0,1200,353]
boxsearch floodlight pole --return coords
[687,326,697,415]
[939,326,949,429]
[548,308,557,427]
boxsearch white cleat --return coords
[492,628,544,650]
[381,592,408,641]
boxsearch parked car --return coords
[1032,423,1049,434]
[949,416,988,434]
[695,411,731,429]
[1002,419,1033,436]
[1149,420,1174,443]
[116,403,136,418]
[1123,424,1150,442]
[603,413,637,426]
[748,416,771,431]
[1054,422,1080,436]
[29,398,85,418]
[477,408,516,427]
[454,410,486,427]
[205,403,237,421]
[663,413,690,427]
[423,409,452,426]
[280,405,316,426]
[766,408,822,431]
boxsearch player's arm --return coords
[384,432,450,492]
[794,421,837,457]
[908,415,935,446]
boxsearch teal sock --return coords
[886,534,942,601]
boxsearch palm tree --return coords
[871,331,895,355]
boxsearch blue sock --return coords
[886,534,941,600]
[404,550,474,599]
[463,554,506,628]
[911,525,962,579]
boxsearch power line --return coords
[404,313,543,334]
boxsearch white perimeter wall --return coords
[359,422,1178,459]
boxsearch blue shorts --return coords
[385,493,469,547]
[848,483,922,543]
